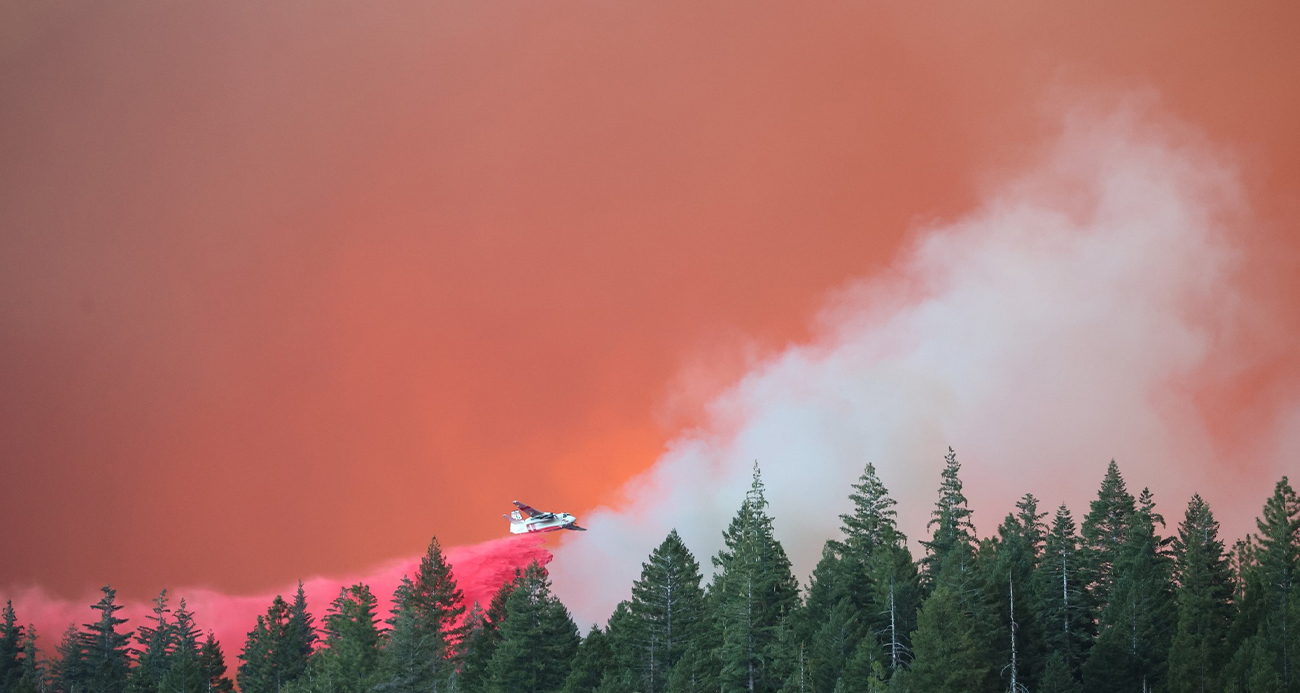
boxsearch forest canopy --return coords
[2,450,1297,693]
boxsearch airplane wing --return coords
[512,500,544,518]
[566,524,587,531]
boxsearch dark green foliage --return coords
[1225,477,1300,693]
[1038,652,1081,693]
[486,561,580,693]
[562,627,614,693]
[980,495,1047,692]
[158,605,204,693]
[51,623,85,693]
[906,584,989,693]
[127,591,174,693]
[460,570,525,693]
[199,633,236,693]
[239,587,317,693]
[1031,504,1092,679]
[82,587,133,693]
[284,583,318,683]
[833,638,887,693]
[1167,494,1234,693]
[307,584,385,693]
[1081,460,1137,611]
[628,531,706,693]
[711,464,799,693]
[664,617,719,693]
[0,602,23,693]
[1083,488,1175,693]
[14,625,44,693]
[921,448,977,590]
[408,536,467,659]
[376,578,453,693]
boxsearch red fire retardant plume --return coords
[2,534,551,658]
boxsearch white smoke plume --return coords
[550,100,1292,627]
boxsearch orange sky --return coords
[2,0,1299,601]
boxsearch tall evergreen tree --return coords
[562,627,615,693]
[158,600,205,693]
[1030,504,1092,682]
[1083,488,1175,693]
[305,584,385,693]
[1081,460,1137,613]
[239,597,292,693]
[710,464,799,693]
[1166,494,1234,693]
[983,496,1047,692]
[0,601,24,693]
[81,586,133,693]
[127,591,175,693]
[921,448,977,590]
[283,584,317,684]
[376,578,453,693]
[1231,476,1300,692]
[866,543,920,674]
[14,625,44,693]
[50,623,85,693]
[828,462,920,676]
[408,537,467,660]
[906,584,989,693]
[198,633,235,693]
[486,561,580,693]
[460,570,524,693]
[629,530,706,693]
[834,463,904,562]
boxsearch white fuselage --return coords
[508,511,577,534]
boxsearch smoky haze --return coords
[551,102,1295,627]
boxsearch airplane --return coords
[504,500,587,534]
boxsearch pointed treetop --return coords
[837,462,904,554]
[747,460,768,510]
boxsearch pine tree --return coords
[14,625,45,693]
[906,584,989,693]
[834,463,904,563]
[0,601,24,693]
[460,571,525,693]
[1083,488,1175,693]
[1232,476,1300,693]
[921,448,977,590]
[804,596,861,693]
[866,544,920,674]
[283,583,317,684]
[1166,494,1234,693]
[409,537,467,660]
[983,495,1047,692]
[127,591,175,693]
[1030,504,1091,682]
[199,633,235,693]
[629,530,706,693]
[823,462,920,678]
[1081,460,1137,613]
[81,586,133,693]
[711,463,800,693]
[51,623,85,693]
[376,578,452,693]
[562,627,614,693]
[307,584,385,693]
[485,561,580,693]
[159,601,205,693]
